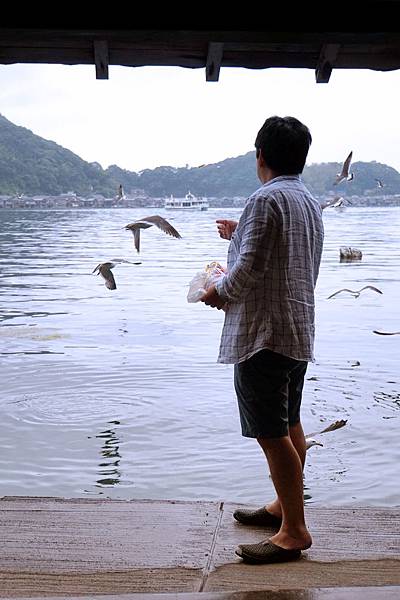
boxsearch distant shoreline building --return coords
[1,194,400,209]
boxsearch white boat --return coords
[165,191,209,211]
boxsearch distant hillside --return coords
[1,113,400,197]
[0,114,121,196]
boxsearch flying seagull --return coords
[327,285,383,299]
[375,178,384,189]
[115,184,125,201]
[373,330,400,336]
[321,196,351,210]
[124,215,182,253]
[92,258,141,290]
[334,151,354,185]
[305,419,348,450]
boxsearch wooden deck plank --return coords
[0,497,399,597]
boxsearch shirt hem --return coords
[217,344,314,364]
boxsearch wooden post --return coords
[94,40,109,80]
[315,43,340,83]
[206,42,224,82]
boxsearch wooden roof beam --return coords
[206,42,224,81]
[94,40,109,79]
[315,43,340,83]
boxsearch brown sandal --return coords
[235,540,302,564]
[233,506,282,528]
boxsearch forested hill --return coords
[1,113,400,198]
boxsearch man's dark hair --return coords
[255,116,312,175]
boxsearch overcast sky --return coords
[1,63,400,174]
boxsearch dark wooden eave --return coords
[1,28,400,82]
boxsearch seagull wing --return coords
[140,215,182,239]
[306,419,347,438]
[360,285,383,295]
[133,229,141,252]
[327,288,355,299]
[99,264,116,290]
[318,419,348,434]
[322,197,339,209]
[124,224,141,252]
[342,151,353,176]
[373,330,400,335]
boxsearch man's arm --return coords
[215,199,278,303]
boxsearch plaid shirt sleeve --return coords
[215,196,278,303]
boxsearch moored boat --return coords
[165,191,209,210]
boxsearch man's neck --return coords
[259,167,280,184]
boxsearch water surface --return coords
[1,207,399,506]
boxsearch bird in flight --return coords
[373,330,400,336]
[327,285,383,299]
[334,151,354,185]
[321,196,351,210]
[305,419,348,450]
[116,184,125,201]
[92,259,141,290]
[375,178,384,189]
[124,215,182,253]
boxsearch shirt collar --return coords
[263,174,301,188]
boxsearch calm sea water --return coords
[0,206,399,507]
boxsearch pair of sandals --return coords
[233,506,304,564]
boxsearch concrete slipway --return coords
[0,497,399,599]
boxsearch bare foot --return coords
[265,500,282,520]
[269,529,312,551]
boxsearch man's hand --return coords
[216,219,238,240]
[200,285,226,310]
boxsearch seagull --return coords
[116,184,125,201]
[124,215,182,253]
[92,259,141,290]
[332,197,352,208]
[305,419,348,450]
[334,151,354,185]
[373,330,400,336]
[327,285,383,299]
[375,178,384,189]
[321,196,351,210]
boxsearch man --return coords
[201,116,324,564]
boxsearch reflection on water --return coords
[0,207,399,506]
[94,420,122,487]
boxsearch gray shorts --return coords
[234,348,308,439]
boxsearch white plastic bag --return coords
[187,261,226,303]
